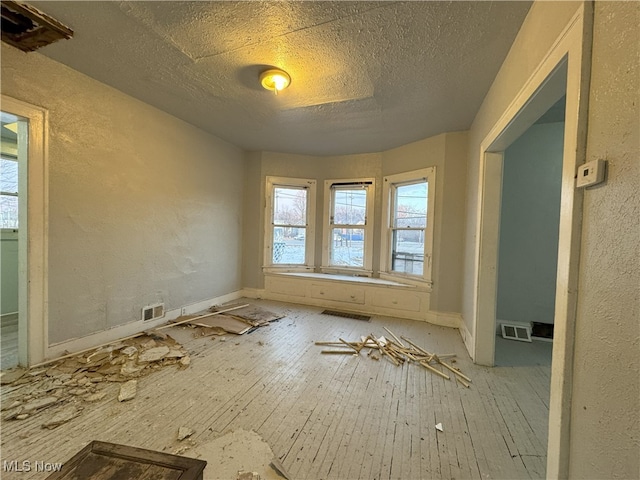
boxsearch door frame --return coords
[1,95,48,366]
[472,5,592,478]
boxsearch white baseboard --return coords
[459,320,475,360]
[241,288,265,299]
[426,311,462,329]
[44,290,244,361]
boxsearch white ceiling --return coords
[29,1,531,156]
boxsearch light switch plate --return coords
[576,159,606,188]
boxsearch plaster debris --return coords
[237,472,260,480]
[23,396,59,412]
[178,426,195,441]
[436,423,444,432]
[121,363,145,376]
[42,406,81,429]
[137,346,170,363]
[0,326,189,428]
[2,400,22,411]
[141,339,157,349]
[121,346,138,356]
[166,349,186,359]
[1,367,27,385]
[118,380,137,402]
[84,392,107,402]
[175,303,284,337]
[191,429,288,480]
[172,445,191,455]
[3,407,24,421]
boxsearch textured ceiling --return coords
[28,1,531,156]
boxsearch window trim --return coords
[380,167,435,286]
[263,176,316,273]
[321,177,376,275]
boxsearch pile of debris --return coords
[174,303,284,337]
[1,332,190,428]
[316,327,471,387]
[0,302,284,430]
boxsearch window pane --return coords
[330,228,364,267]
[394,182,427,228]
[0,195,18,228]
[1,158,18,194]
[391,229,425,275]
[273,227,306,264]
[273,187,306,226]
[333,188,366,225]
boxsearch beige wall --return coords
[1,44,245,344]
[569,2,639,478]
[244,132,468,314]
[461,1,582,335]
[382,132,468,313]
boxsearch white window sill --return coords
[262,266,315,274]
[379,272,432,290]
[268,271,425,290]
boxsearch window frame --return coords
[264,176,316,272]
[321,177,376,275]
[380,167,436,286]
[0,155,19,229]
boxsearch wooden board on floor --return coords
[190,314,253,335]
[225,305,284,326]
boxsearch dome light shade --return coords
[260,69,291,94]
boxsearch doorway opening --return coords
[1,111,26,369]
[1,95,48,368]
[494,96,566,368]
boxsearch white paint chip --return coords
[435,422,443,432]
[118,380,137,402]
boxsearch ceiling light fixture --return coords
[260,68,291,95]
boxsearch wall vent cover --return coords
[321,310,370,322]
[142,303,164,322]
[501,323,532,342]
[1,0,73,52]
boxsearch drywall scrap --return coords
[0,302,283,431]
[315,327,471,387]
[212,304,284,327]
[188,429,288,480]
[174,303,285,336]
[0,332,190,428]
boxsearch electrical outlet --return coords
[181,307,187,315]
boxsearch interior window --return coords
[323,179,375,274]
[264,176,316,271]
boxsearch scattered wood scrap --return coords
[315,328,471,387]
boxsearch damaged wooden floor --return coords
[1,299,551,479]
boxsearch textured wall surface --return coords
[1,44,245,344]
[497,122,564,325]
[461,1,581,336]
[568,2,640,478]
[244,131,468,313]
